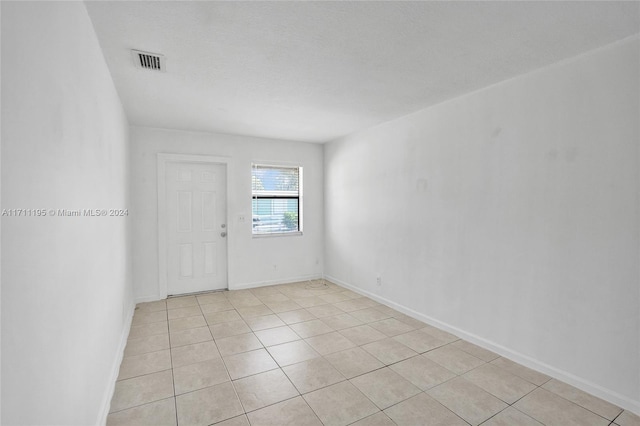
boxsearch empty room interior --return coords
[2,1,639,425]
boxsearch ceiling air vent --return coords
[131,50,166,72]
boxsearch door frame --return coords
[157,153,231,298]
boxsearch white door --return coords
[165,161,227,295]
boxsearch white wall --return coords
[131,126,324,300]
[324,37,639,411]
[1,2,132,425]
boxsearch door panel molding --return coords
[157,153,230,298]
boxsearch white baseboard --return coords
[325,274,640,416]
[134,274,325,302]
[96,299,135,425]
[134,294,164,304]
[230,274,324,291]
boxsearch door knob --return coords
[220,232,227,237]
[221,224,226,228]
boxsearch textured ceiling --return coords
[85,1,639,143]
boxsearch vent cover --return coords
[131,50,166,72]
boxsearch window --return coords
[251,164,302,236]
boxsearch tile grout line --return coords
[216,303,262,423]
[371,388,471,426]
[202,300,247,425]
[126,283,626,426]
[165,305,179,426]
[537,384,624,424]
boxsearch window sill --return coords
[252,231,303,239]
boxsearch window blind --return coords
[251,164,302,235]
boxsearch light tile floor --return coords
[108,281,639,426]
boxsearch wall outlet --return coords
[376,276,382,286]
[238,214,246,223]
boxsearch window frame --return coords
[251,163,303,238]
